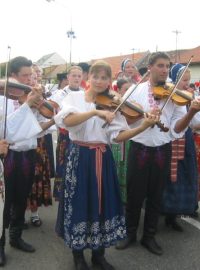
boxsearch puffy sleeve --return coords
[3,103,42,143]
[169,105,188,139]
[190,111,200,129]
[105,112,130,144]
[54,92,85,133]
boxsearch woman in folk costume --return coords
[193,83,200,216]
[51,66,83,201]
[119,58,141,84]
[112,59,141,91]
[27,69,55,227]
[162,63,199,231]
[54,60,160,270]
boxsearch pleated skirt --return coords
[56,142,126,250]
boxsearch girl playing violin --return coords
[162,63,200,230]
[54,60,159,270]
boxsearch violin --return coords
[153,82,193,106]
[0,79,31,100]
[95,93,169,132]
[36,99,59,119]
[0,79,58,119]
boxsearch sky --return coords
[1,0,200,65]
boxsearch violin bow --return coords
[102,70,150,128]
[160,55,194,112]
[1,46,11,140]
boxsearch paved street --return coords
[3,132,200,270]
[2,200,200,270]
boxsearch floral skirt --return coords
[56,142,126,250]
[28,136,52,208]
[53,130,70,200]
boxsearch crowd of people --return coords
[0,52,200,270]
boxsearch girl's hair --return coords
[89,60,112,79]
[67,65,83,74]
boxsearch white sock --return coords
[31,211,39,218]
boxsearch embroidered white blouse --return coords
[124,81,188,146]
[54,91,130,145]
[50,86,83,109]
[0,98,42,151]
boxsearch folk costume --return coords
[0,99,42,250]
[162,64,199,217]
[51,86,82,200]
[54,90,128,251]
[123,80,186,243]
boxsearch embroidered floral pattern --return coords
[62,143,126,250]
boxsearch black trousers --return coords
[3,149,36,229]
[126,141,171,238]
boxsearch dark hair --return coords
[9,56,32,75]
[138,67,148,76]
[189,83,195,89]
[57,72,68,81]
[77,62,91,73]
[116,78,128,90]
[148,52,170,65]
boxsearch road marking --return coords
[181,217,200,230]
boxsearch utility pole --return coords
[172,30,181,62]
[131,48,138,63]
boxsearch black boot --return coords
[140,236,163,256]
[9,226,35,252]
[165,215,183,232]
[115,234,136,250]
[0,230,6,267]
[72,250,89,270]
[92,248,115,270]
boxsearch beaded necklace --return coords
[147,81,160,109]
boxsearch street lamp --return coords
[48,61,52,83]
[67,28,76,65]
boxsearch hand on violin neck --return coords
[150,107,161,116]
[32,85,43,96]
[0,139,9,156]
[189,97,200,113]
[26,90,42,107]
[141,110,160,130]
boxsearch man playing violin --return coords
[0,56,55,266]
[116,52,200,256]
